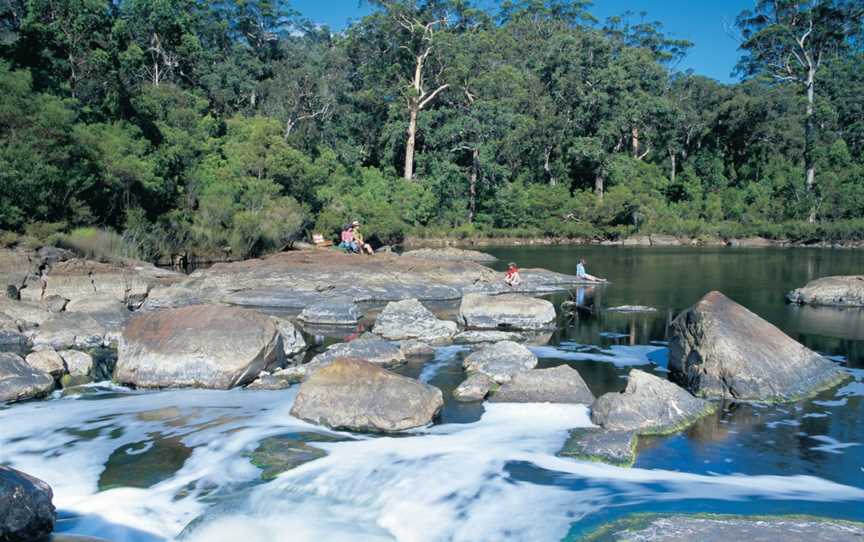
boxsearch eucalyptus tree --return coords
[737,0,864,221]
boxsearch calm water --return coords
[1,246,862,541]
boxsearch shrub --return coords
[56,227,142,261]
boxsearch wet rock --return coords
[669,291,848,401]
[25,348,66,378]
[453,373,494,402]
[459,293,556,331]
[489,365,594,404]
[246,372,295,390]
[598,514,864,541]
[244,432,349,480]
[559,428,637,467]
[398,339,435,357]
[290,357,444,432]
[728,236,773,247]
[57,350,94,378]
[0,466,56,541]
[298,299,362,325]
[786,275,864,307]
[622,235,651,246]
[591,369,714,435]
[0,352,55,402]
[401,247,497,263]
[0,312,28,354]
[453,330,525,344]
[373,299,458,344]
[99,435,192,490]
[462,341,537,383]
[29,313,109,350]
[270,316,307,357]
[115,304,280,389]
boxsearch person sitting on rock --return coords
[504,262,522,287]
[339,224,359,253]
[351,221,374,255]
[576,258,606,283]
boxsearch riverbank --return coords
[403,234,864,250]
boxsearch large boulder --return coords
[489,365,594,404]
[373,299,458,344]
[459,293,556,331]
[290,357,443,432]
[0,466,56,541]
[297,299,362,325]
[591,369,715,435]
[786,275,864,307]
[0,352,54,403]
[462,341,537,383]
[65,293,130,326]
[25,347,66,378]
[28,313,109,350]
[315,337,406,367]
[115,304,280,389]
[57,350,94,378]
[669,291,848,401]
[0,298,52,328]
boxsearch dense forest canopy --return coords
[1,0,863,259]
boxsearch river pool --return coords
[1,246,862,541]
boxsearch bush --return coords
[56,227,142,261]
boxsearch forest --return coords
[1,0,863,260]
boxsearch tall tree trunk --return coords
[468,148,479,223]
[670,150,676,184]
[544,146,556,185]
[631,126,639,158]
[404,103,418,180]
[595,173,604,200]
[805,68,816,223]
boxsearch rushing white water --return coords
[2,375,863,542]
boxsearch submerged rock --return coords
[298,299,362,325]
[115,304,280,389]
[462,341,537,383]
[559,428,637,467]
[489,365,594,404]
[244,432,349,480]
[401,247,497,263]
[0,352,55,403]
[606,305,657,313]
[591,369,714,435]
[0,466,56,541]
[669,291,848,401]
[595,514,864,542]
[373,299,458,344]
[453,373,494,402]
[290,357,443,432]
[786,275,864,307]
[459,293,556,331]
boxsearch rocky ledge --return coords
[142,250,582,312]
[670,291,848,401]
[786,275,864,307]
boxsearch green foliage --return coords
[0,1,861,257]
[56,227,142,262]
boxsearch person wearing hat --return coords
[351,220,374,255]
[504,262,521,287]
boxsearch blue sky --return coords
[290,0,754,83]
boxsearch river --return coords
[1,246,863,541]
